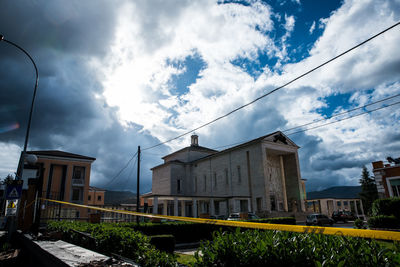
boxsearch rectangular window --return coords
[392,185,399,197]
[73,166,85,179]
[194,176,197,192]
[270,196,276,211]
[225,169,229,185]
[237,166,241,183]
[214,172,217,189]
[97,195,101,201]
[177,179,181,193]
[72,189,81,201]
[88,195,91,201]
[204,175,207,192]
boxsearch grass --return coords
[175,252,196,267]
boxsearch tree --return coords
[359,166,378,215]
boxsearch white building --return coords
[144,132,306,218]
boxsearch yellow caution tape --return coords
[42,198,400,241]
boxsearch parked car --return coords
[227,212,259,221]
[306,213,334,226]
[332,211,357,223]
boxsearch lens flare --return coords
[0,122,20,134]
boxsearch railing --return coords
[72,179,85,186]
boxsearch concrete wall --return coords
[152,164,172,195]
[283,154,301,212]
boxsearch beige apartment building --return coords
[24,150,96,219]
[143,132,306,218]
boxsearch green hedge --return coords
[118,221,226,243]
[372,198,400,218]
[149,235,176,253]
[368,215,400,229]
[194,229,400,266]
[47,221,177,267]
[249,217,296,225]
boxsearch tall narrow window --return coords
[225,169,229,185]
[204,175,207,192]
[194,176,197,192]
[237,165,241,183]
[177,179,181,193]
[214,172,217,189]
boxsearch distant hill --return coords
[307,186,361,200]
[104,190,137,205]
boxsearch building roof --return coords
[162,145,217,160]
[191,131,298,163]
[307,186,361,200]
[153,131,298,169]
[89,186,105,192]
[27,150,96,161]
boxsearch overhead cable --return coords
[142,21,400,151]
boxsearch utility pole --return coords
[136,146,140,224]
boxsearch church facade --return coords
[145,131,306,218]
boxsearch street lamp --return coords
[0,34,39,179]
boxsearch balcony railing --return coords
[72,179,85,186]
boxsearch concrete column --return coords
[333,199,337,212]
[354,200,359,216]
[181,200,185,217]
[174,198,178,216]
[230,198,237,212]
[340,200,344,211]
[359,200,365,217]
[279,156,288,212]
[163,200,168,215]
[153,197,158,214]
[193,199,197,218]
[210,199,215,216]
[247,198,251,212]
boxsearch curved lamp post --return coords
[0,34,39,179]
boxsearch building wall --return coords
[283,154,301,212]
[372,161,400,198]
[34,156,93,218]
[152,164,172,195]
[88,190,105,205]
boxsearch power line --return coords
[286,100,400,136]
[142,21,400,151]
[211,94,400,150]
[283,93,400,133]
[102,151,138,188]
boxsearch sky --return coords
[0,0,399,193]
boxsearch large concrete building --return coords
[144,131,306,218]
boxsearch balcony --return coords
[72,179,85,186]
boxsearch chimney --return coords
[191,134,198,146]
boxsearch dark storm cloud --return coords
[0,1,164,192]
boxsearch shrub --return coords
[372,198,400,218]
[194,229,400,267]
[248,217,296,225]
[149,235,176,253]
[119,221,226,243]
[354,218,366,229]
[368,215,400,229]
[47,221,177,267]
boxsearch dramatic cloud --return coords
[1,0,399,193]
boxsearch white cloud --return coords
[100,0,400,190]
[309,21,315,34]
[0,143,21,178]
